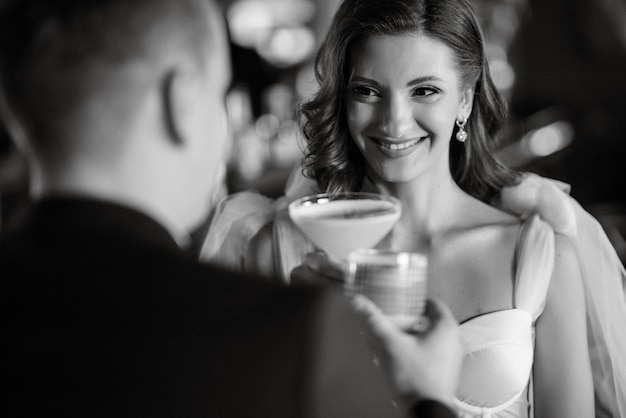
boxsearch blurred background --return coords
[1,0,625,259]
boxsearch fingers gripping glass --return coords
[346,249,429,332]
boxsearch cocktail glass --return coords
[288,192,402,260]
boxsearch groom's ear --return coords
[160,66,199,145]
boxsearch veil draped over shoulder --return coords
[496,174,626,417]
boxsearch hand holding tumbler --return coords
[345,249,428,331]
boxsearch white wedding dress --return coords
[200,174,626,418]
[454,215,553,417]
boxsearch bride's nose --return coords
[379,95,415,139]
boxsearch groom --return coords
[0,0,460,417]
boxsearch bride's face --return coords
[346,34,473,184]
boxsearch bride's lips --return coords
[371,136,428,157]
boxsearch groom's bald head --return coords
[0,0,221,147]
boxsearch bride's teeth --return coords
[382,138,420,150]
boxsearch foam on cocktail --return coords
[289,199,401,259]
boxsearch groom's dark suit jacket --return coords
[0,197,454,418]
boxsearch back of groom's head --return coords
[0,0,232,233]
[0,0,215,146]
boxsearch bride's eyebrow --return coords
[348,75,446,87]
[348,75,380,86]
[406,76,445,87]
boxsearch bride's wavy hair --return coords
[298,0,520,201]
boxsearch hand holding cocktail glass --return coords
[288,192,429,330]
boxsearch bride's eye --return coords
[412,86,440,97]
[351,85,380,99]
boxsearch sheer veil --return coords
[568,198,626,417]
[499,174,626,417]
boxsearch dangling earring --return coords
[456,118,468,142]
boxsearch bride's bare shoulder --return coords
[452,193,521,232]
[434,196,522,273]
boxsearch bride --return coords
[200,0,626,416]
